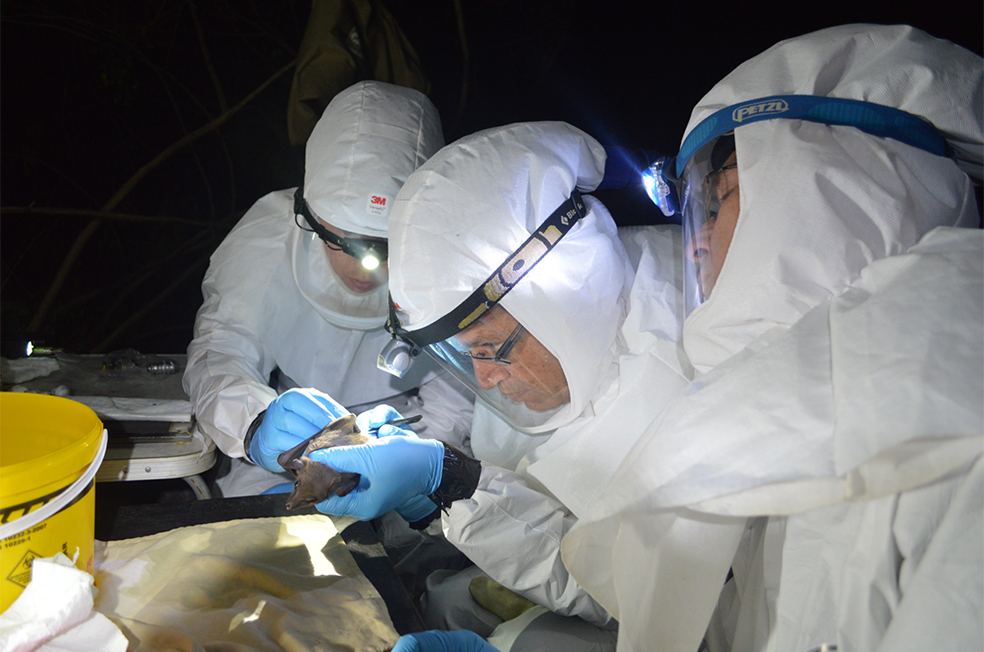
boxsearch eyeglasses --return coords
[461,323,525,365]
[705,161,738,223]
[293,187,388,270]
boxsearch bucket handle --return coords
[0,429,108,541]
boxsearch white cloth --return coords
[388,121,692,629]
[0,357,60,384]
[562,24,984,652]
[0,553,127,652]
[183,82,473,495]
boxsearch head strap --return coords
[676,95,952,177]
[389,190,587,346]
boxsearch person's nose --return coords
[474,361,510,390]
[689,223,712,265]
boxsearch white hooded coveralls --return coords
[387,122,694,627]
[183,81,474,495]
[561,24,984,652]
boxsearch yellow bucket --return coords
[0,392,105,613]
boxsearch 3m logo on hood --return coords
[366,192,392,217]
[732,99,789,123]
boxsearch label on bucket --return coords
[0,479,93,525]
[5,548,45,589]
[1,481,95,613]
[2,521,48,553]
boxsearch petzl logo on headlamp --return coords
[732,99,789,123]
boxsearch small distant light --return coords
[361,254,380,270]
[25,341,34,357]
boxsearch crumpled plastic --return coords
[92,515,400,651]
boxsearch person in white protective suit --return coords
[301,121,694,651]
[559,24,984,652]
[182,80,474,503]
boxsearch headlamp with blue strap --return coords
[644,95,955,315]
[638,94,952,218]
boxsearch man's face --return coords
[690,151,740,298]
[452,306,570,412]
[320,220,388,294]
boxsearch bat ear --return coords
[289,458,306,471]
[333,472,361,497]
[328,413,360,436]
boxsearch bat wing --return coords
[276,413,362,476]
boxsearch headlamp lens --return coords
[378,336,417,377]
[641,158,680,217]
[294,188,388,267]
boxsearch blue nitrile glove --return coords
[356,404,418,437]
[249,387,348,473]
[309,434,444,520]
[357,405,439,523]
[392,630,498,652]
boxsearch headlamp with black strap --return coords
[294,186,388,271]
[377,190,587,378]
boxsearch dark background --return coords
[2,0,981,357]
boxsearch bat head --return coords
[284,456,361,510]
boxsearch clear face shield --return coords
[639,95,953,318]
[378,190,587,430]
[426,305,570,429]
[680,134,738,316]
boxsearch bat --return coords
[276,413,422,510]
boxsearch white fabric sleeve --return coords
[443,465,615,627]
[877,456,984,652]
[412,372,475,455]
[183,307,278,459]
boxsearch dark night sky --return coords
[1,0,981,355]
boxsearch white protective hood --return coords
[294,81,443,329]
[561,25,984,652]
[388,122,633,433]
[682,23,983,373]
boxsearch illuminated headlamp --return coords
[641,157,680,217]
[599,146,680,218]
[293,187,388,270]
[631,95,953,219]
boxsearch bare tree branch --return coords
[92,254,212,353]
[103,59,296,213]
[27,59,296,334]
[189,0,229,113]
[1,206,231,229]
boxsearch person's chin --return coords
[345,278,381,294]
[522,395,563,413]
